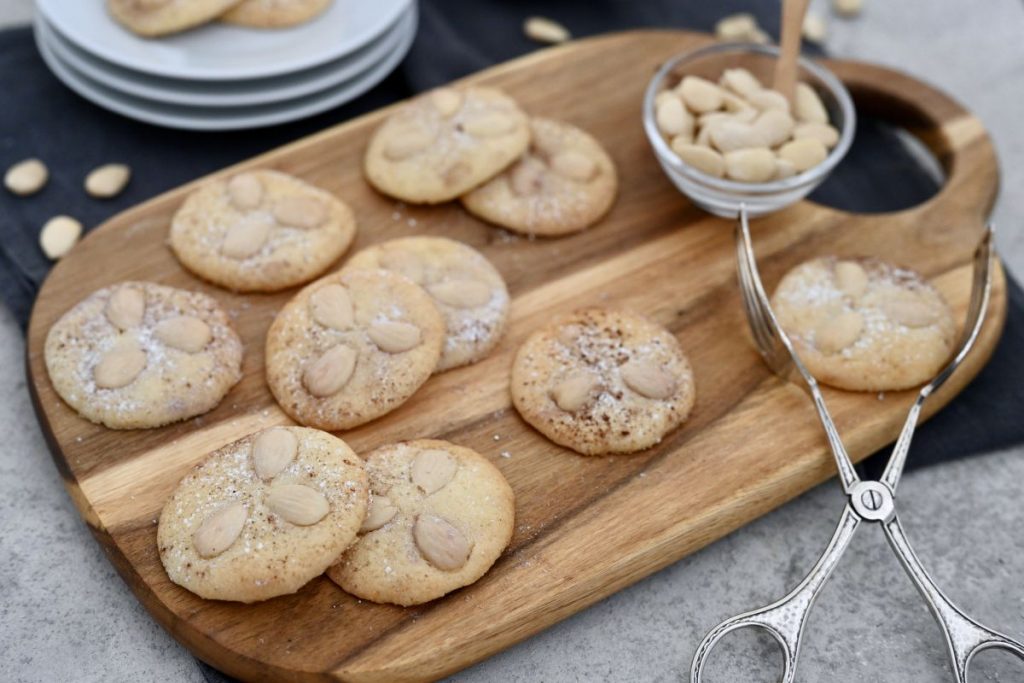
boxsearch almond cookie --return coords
[221,0,332,27]
[44,281,243,430]
[107,0,242,37]
[364,86,531,204]
[511,308,696,455]
[461,118,618,236]
[327,439,514,606]
[169,170,356,292]
[265,269,445,430]
[344,237,509,372]
[158,427,368,603]
[771,258,956,391]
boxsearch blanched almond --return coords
[724,148,777,182]
[252,428,297,480]
[747,89,791,112]
[303,344,357,397]
[510,158,545,196]
[106,286,145,330]
[428,280,492,309]
[227,173,263,210]
[94,337,147,389]
[368,320,421,353]
[778,138,828,172]
[524,15,571,44]
[430,87,463,117]
[709,121,763,153]
[795,83,829,124]
[655,96,692,138]
[309,284,354,330]
[815,311,864,353]
[793,122,840,148]
[414,514,472,571]
[384,127,437,160]
[410,448,458,494]
[85,164,130,199]
[379,249,425,284]
[677,76,723,113]
[882,297,938,328]
[835,261,868,299]
[267,484,329,526]
[775,158,797,179]
[360,494,398,532]
[719,68,762,98]
[222,215,271,259]
[193,502,247,558]
[621,359,676,399]
[551,372,600,412]
[155,316,210,353]
[40,215,82,260]
[463,112,517,138]
[550,150,597,182]
[671,142,725,178]
[273,196,326,230]
[5,158,47,195]
[833,0,863,18]
[802,13,827,43]
[715,13,758,41]
[753,109,795,148]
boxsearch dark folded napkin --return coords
[2,2,1022,680]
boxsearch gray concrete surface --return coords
[1,0,1022,681]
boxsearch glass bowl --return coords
[642,42,856,218]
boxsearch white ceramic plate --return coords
[33,4,417,131]
[37,8,411,108]
[36,0,412,81]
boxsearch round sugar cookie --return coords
[771,257,956,391]
[265,268,445,430]
[344,237,509,372]
[158,427,368,603]
[326,439,515,606]
[170,170,356,292]
[44,281,243,430]
[221,0,332,27]
[107,0,242,37]
[364,86,531,204]
[511,308,696,456]
[461,118,618,236]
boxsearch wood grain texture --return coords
[25,30,1005,683]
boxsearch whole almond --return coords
[414,514,472,571]
[655,96,692,138]
[267,484,329,526]
[775,158,797,179]
[551,372,601,412]
[410,449,459,494]
[222,215,271,259]
[84,164,131,199]
[227,173,263,210]
[793,122,840,148]
[384,127,437,160]
[273,196,326,230]
[94,337,147,389]
[834,261,868,299]
[524,15,571,44]
[510,158,546,196]
[39,215,83,260]
[368,320,422,353]
[724,148,777,182]
[154,316,211,353]
[795,83,829,124]
[778,138,828,172]
[360,494,398,533]
[550,150,597,182]
[309,284,354,330]
[428,280,492,309]
[815,311,864,353]
[430,88,463,117]
[719,68,762,98]
[303,344,357,397]
[463,112,517,138]
[106,286,145,330]
[709,120,763,153]
[377,249,425,284]
[621,358,676,400]
[747,89,791,112]
[753,109,795,148]
[714,13,758,42]
[882,297,938,328]
[677,76,723,113]
[834,0,863,18]
[193,502,247,558]
[5,158,48,196]
[252,428,298,480]
[671,142,725,178]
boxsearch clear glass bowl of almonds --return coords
[643,42,855,218]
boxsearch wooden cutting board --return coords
[25,30,1005,683]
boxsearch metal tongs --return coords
[691,207,1024,682]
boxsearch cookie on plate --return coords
[771,257,956,391]
[511,308,696,456]
[221,0,332,28]
[364,86,531,204]
[170,170,357,292]
[327,439,514,606]
[344,236,510,372]
[44,281,243,430]
[158,426,368,603]
[265,268,445,430]
[461,118,618,236]
[107,0,242,37]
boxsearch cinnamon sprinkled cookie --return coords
[364,86,531,204]
[461,118,618,236]
[44,281,242,430]
[344,237,510,372]
[170,170,357,292]
[511,308,696,455]
[327,439,514,606]
[107,0,242,37]
[771,257,956,391]
[158,427,368,603]
[265,269,445,430]
[221,0,332,27]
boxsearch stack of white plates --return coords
[33,0,417,131]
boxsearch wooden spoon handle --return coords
[774,0,811,102]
